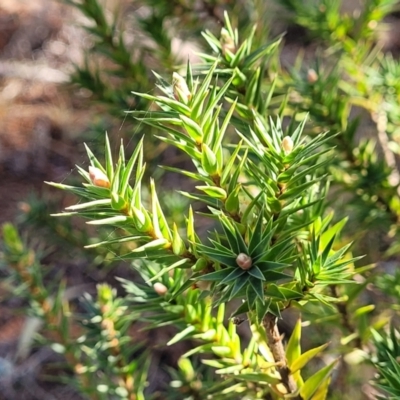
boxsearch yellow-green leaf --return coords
[181,114,203,142]
[299,359,338,400]
[172,223,186,255]
[150,178,171,240]
[201,143,218,175]
[320,217,348,250]
[131,238,170,253]
[111,192,127,211]
[310,375,331,400]
[211,345,233,357]
[225,185,241,214]
[235,372,280,385]
[132,206,152,232]
[286,318,302,368]
[196,185,227,199]
[354,304,375,317]
[291,342,330,374]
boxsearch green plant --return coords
[43,29,367,396]
[1,223,149,400]
[371,325,400,399]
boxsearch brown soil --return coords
[0,0,98,224]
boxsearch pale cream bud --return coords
[220,28,236,55]
[153,282,168,295]
[236,253,252,270]
[109,338,119,348]
[101,318,114,331]
[101,318,116,338]
[281,136,294,154]
[89,166,110,188]
[172,72,191,103]
[75,363,87,374]
[307,69,318,84]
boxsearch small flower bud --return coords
[18,202,31,214]
[101,318,116,338]
[109,338,119,348]
[100,304,111,315]
[153,282,168,296]
[236,253,252,270]
[307,69,318,84]
[192,257,208,272]
[281,136,294,154]
[172,72,191,103]
[101,318,114,331]
[89,166,110,188]
[220,28,236,55]
[75,364,87,374]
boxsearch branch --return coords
[330,285,362,348]
[373,109,400,197]
[262,313,302,399]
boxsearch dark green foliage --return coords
[372,325,400,398]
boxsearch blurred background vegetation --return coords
[1,0,400,398]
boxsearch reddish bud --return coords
[236,253,252,270]
[307,69,318,84]
[89,166,110,188]
[153,282,168,296]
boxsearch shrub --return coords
[2,1,400,399]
